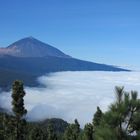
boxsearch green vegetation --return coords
[63,119,80,140]
[0,82,140,140]
[12,80,27,140]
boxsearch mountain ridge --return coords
[0,37,130,90]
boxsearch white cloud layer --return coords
[0,71,140,127]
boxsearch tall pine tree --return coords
[92,106,103,128]
[11,80,27,140]
[84,123,93,140]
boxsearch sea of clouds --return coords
[0,71,140,127]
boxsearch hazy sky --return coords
[0,0,140,69]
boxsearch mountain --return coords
[0,37,129,90]
[0,37,70,58]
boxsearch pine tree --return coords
[84,123,93,140]
[11,80,27,140]
[94,124,117,140]
[63,119,80,140]
[95,86,140,139]
[47,122,57,140]
[74,119,80,139]
[92,106,103,128]
[63,124,73,140]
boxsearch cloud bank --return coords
[0,71,140,127]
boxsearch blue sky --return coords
[0,0,140,69]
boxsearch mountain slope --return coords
[0,37,129,89]
[0,68,39,90]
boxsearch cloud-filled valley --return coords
[0,71,140,127]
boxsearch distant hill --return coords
[0,37,129,90]
[28,118,69,134]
